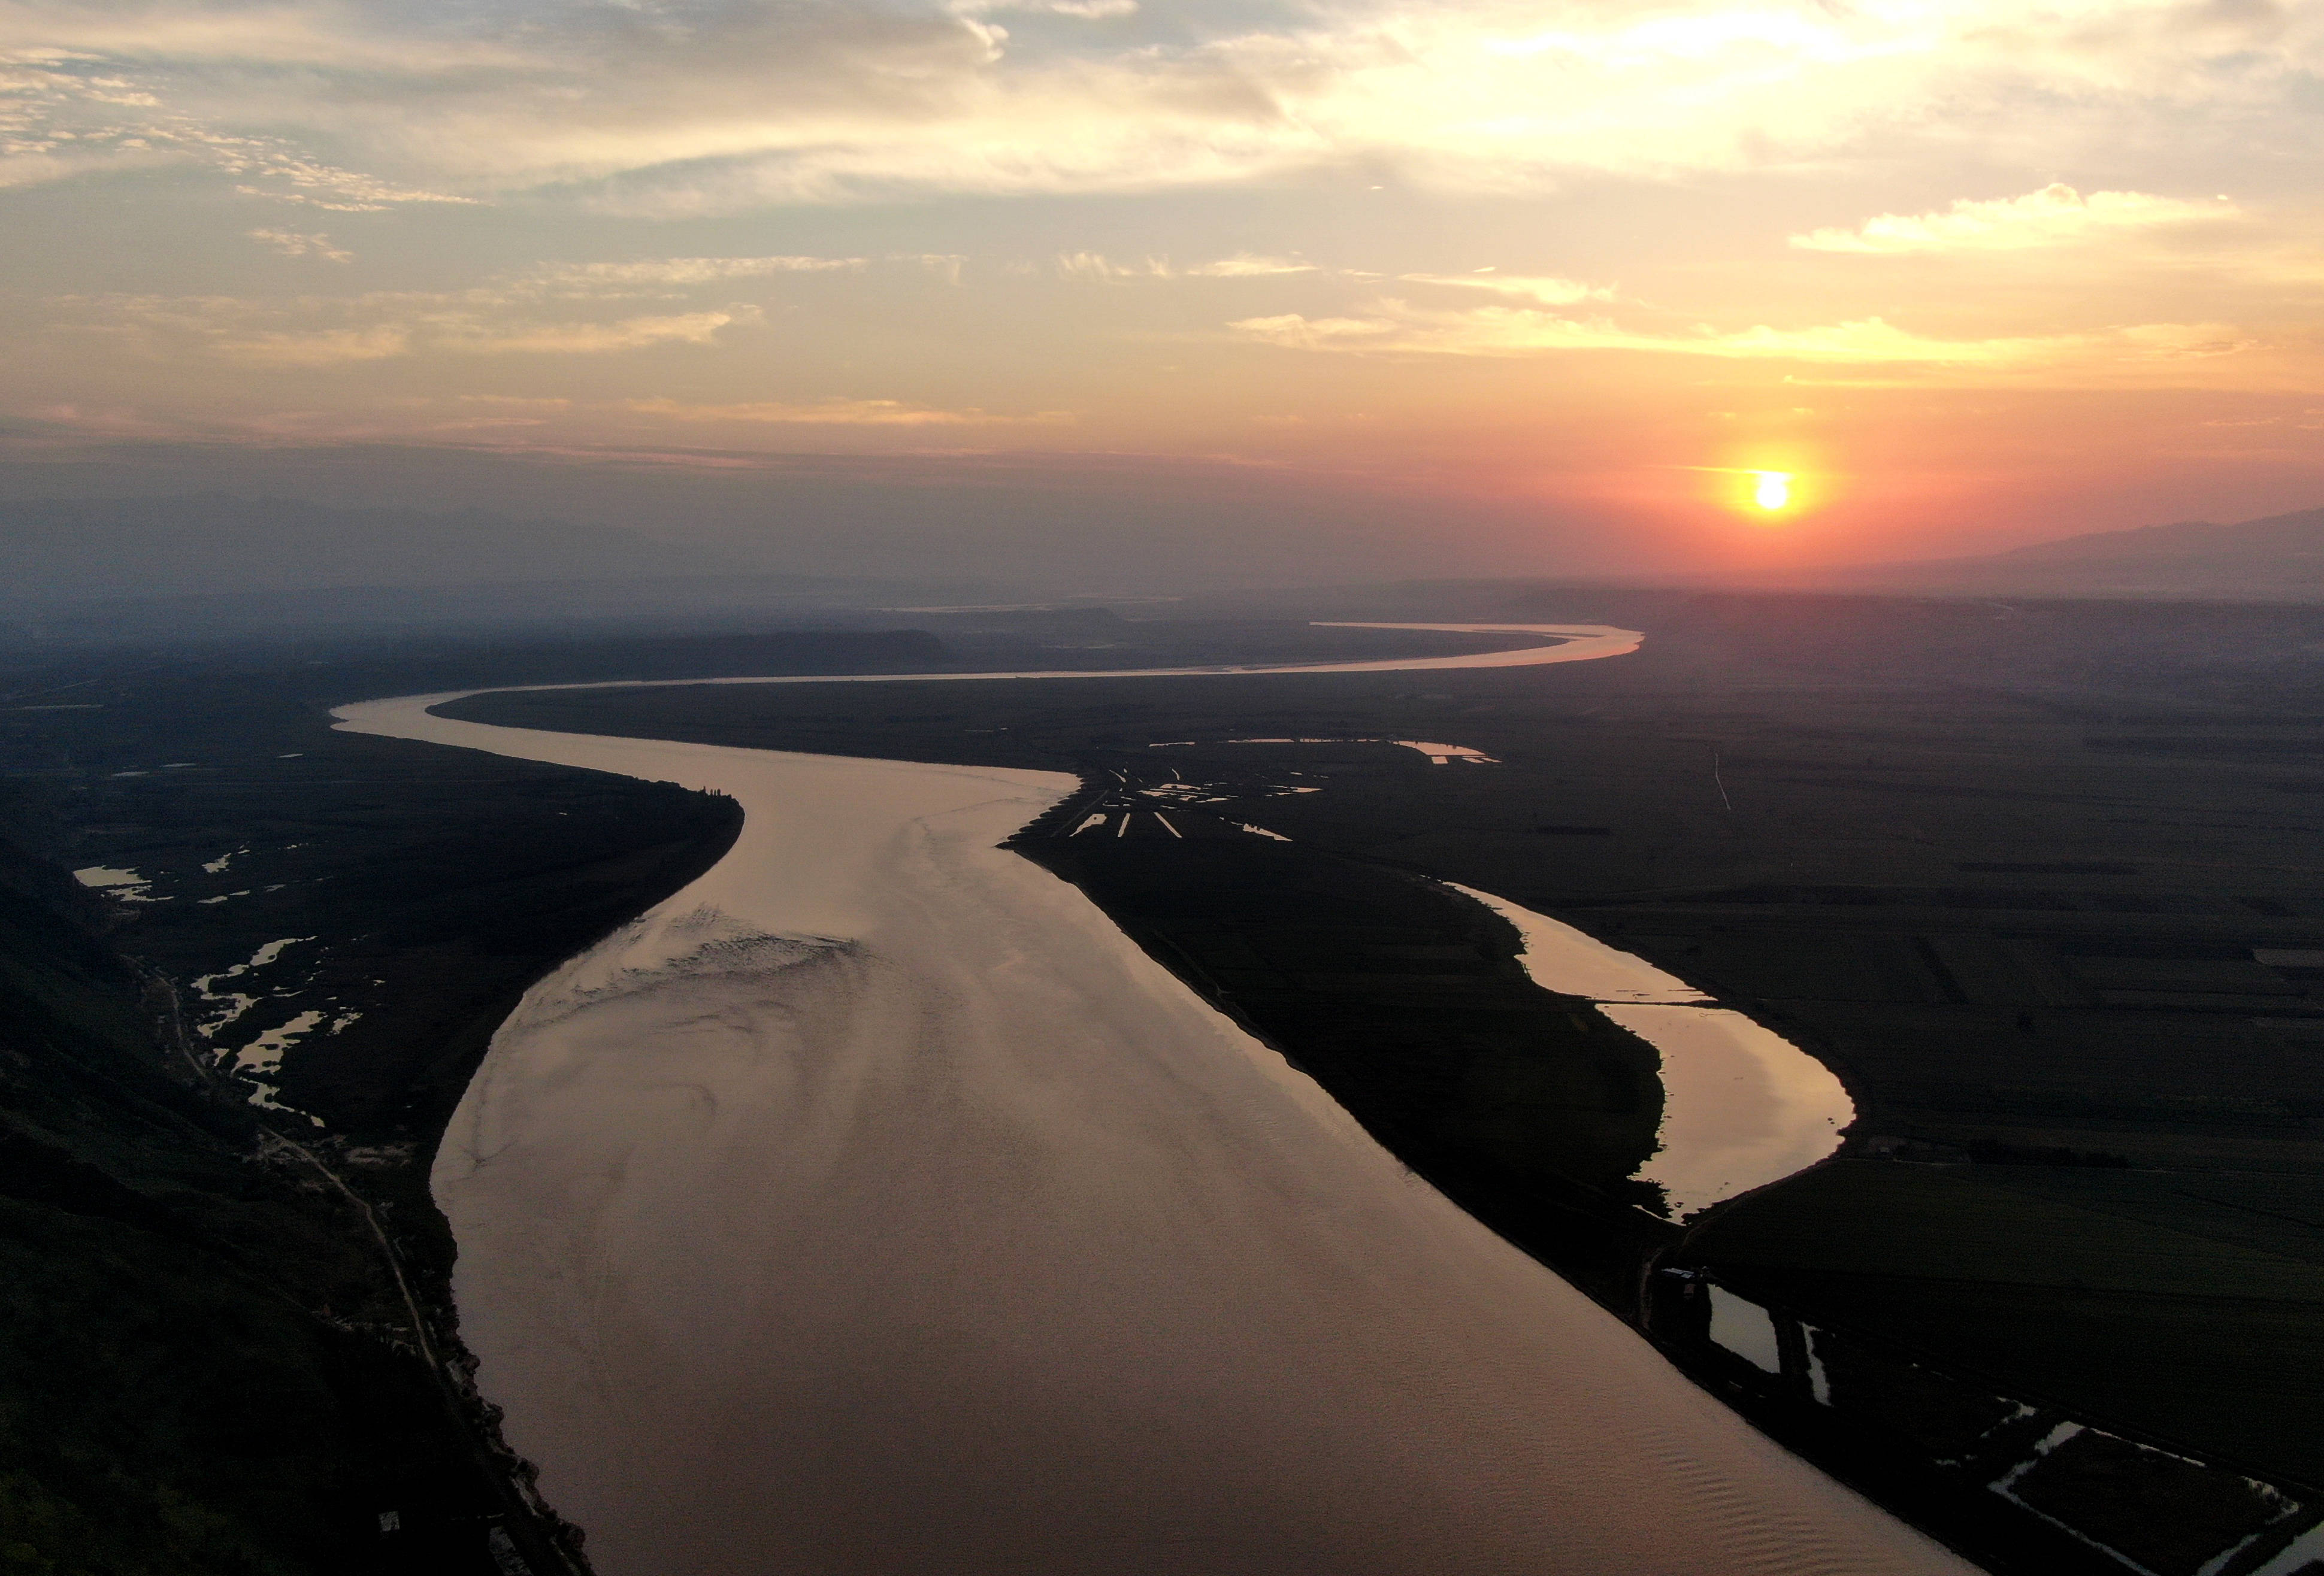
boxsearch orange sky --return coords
[5,0,2323,576]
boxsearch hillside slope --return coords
[1825,504,2324,600]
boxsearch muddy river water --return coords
[334,626,1964,1576]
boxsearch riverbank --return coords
[0,648,750,1574]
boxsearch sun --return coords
[1692,451,1821,519]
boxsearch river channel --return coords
[334,625,1963,1576]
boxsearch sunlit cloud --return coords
[1792,184,2240,254]
[449,312,743,356]
[1228,303,2253,376]
[4,0,2323,553]
[953,0,1140,16]
[1056,251,1168,282]
[1397,272,1616,305]
[56,290,761,365]
[217,311,743,365]
[218,324,410,367]
[1058,251,1317,281]
[628,395,1073,426]
[248,228,350,262]
[523,256,867,293]
[231,153,475,212]
[1188,254,1317,277]
[894,252,969,284]
[6,1,2317,209]
[0,44,473,205]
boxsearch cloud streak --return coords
[56,289,762,365]
[1792,184,2239,254]
[627,396,1072,426]
[1055,251,1317,281]
[249,228,350,262]
[1228,302,2254,379]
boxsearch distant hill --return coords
[1822,505,2324,600]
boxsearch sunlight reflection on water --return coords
[1449,884,1853,1216]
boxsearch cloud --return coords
[217,324,411,367]
[39,245,886,366]
[1227,302,2253,375]
[1058,251,1317,281]
[5,0,2314,211]
[447,311,745,356]
[955,0,1140,16]
[0,44,476,205]
[627,396,1072,426]
[526,256,866,292]
[1397,272,1615,305]
[894,252,968,284]
[229,152,474,212]
[249,228,350,262]
[1055,251,1167,281]
[57,290,761,365]
[1187,254,1316,277]
[1792,183,2238,254]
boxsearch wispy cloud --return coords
[953,0,1140,16]
[35,245,899,366]
[1188,254,1315,277]
[7,1,2310,210]
[448,312,745,356]
[56,290,761,365]
[248,228,350,262]
[1055,251,1168,282]
[0,50,477,205]
[1792,184,2238,254]
[1396,272,1614,305]
[217,324,410,368]
[526,256,866,292]
[1058,251,1317,281]
[628,396,1072,426]
[1228,303,2253,377]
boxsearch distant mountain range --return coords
[1818,504,2324,601]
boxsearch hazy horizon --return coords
[9,0,2324,586]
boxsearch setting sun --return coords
[1753,471,1792,511]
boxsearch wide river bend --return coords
[335,626,1965,1576]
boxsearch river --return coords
[334,625,1964,1576]
[1449,883,1855,1217]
